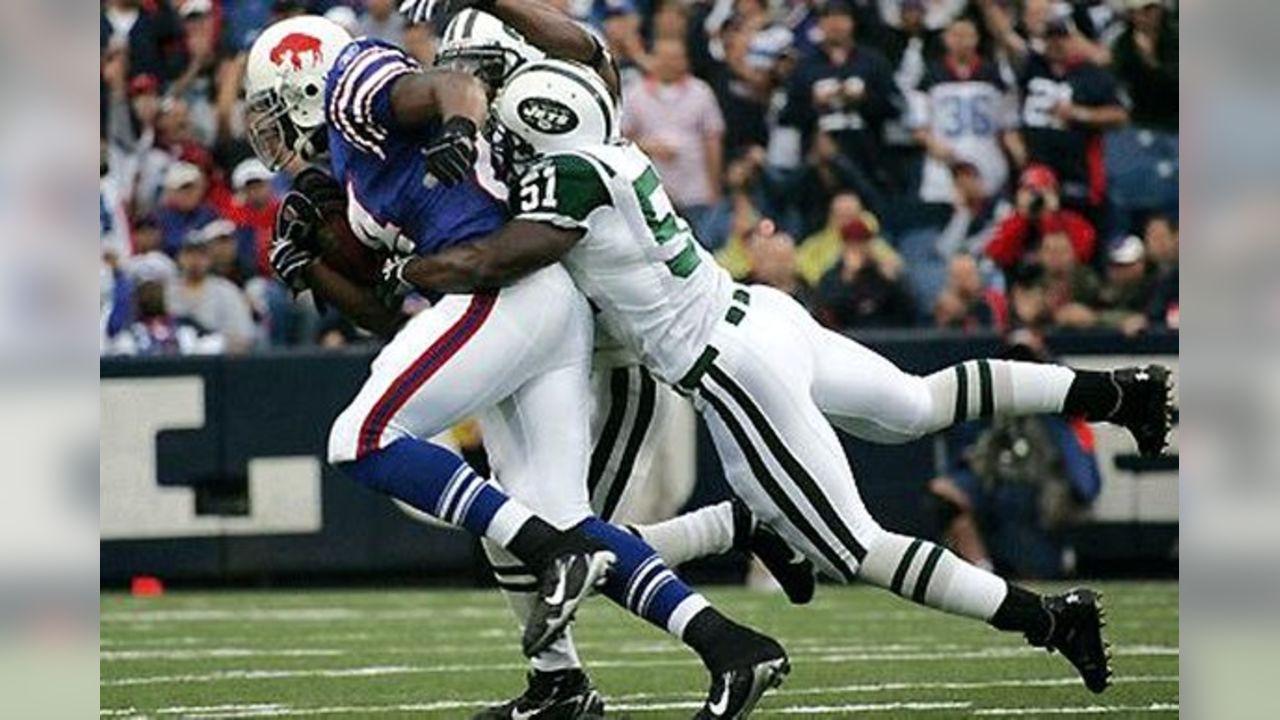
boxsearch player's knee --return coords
[326,406,362,466]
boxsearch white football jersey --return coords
[913,60,1017,203]
[512,141,734,384]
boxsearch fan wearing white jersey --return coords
[912,18,1019,204]
[384,58,1176,696]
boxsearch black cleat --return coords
[471,668,605,720]
[522,549,615,658]
[1109,365,1174,457]
[1031,588,1113,693]
[732,499,816,605]
[694,627,790,719]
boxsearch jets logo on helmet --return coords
[493,59,618,166]
[517,98,579,135]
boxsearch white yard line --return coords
[102,646,1179,687]
[973,703,1179,715]
[758,701,973,714]
[102,648,344,661]
[101,675,1179,717]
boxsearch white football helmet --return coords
[435,10,545,92]
[492,58,619,168]
[244,16,353,170]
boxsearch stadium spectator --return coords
[359,0,407,45]
[167,0,240,147]
[623,36,726,241]
[795,191,900,287]
[929,338,1103,578]
[780,0,902,205]
[815,217,916,329]
[743,229,814,310]
[224,158,280,277]
[110,255,225,356]
[122,214,180,284]
[1141,214,1179,330]
[1095,235,1156,335]
[603,0,651,88]
[913,18,1017,207]
[167,231,257,353]
[713,1,790,156]
[1007,16,1128,219]
[704,146,767,258]
[1035,230,1102,329]
[986,164,1096,277]
[935,159,1004,258]
[102,0,183,83]
[155,162,221,256]
[1111,0,1178,134]
[933,254,1007,333]
[199,219,255,287]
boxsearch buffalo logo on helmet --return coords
[516,97,579,135]
[270,33,325,71]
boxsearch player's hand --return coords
[376,254,415,308]
[424,116,479,187]
[292,167,347,219]
[398,0,493,26]
[271,192,324,291]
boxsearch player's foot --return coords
[471,668,604,720]
[1108,365,1174,457]
[694,626,790,719]
[732,499,815,604]
[522,549,615,657]
[1030,587,1112,694]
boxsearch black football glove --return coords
[271,192,323,291]
[291,166,346,219]
[376,254,415,308]
[424,116,479,187]
[398,0,493,25]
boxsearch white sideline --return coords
[102,648,343,661]
[973,704,1180,715]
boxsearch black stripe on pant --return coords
[698,367,862,582]
[587,366,658,521]
[600,368,657,520]
[707,367,868,564]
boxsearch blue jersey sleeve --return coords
[326,39,419,159]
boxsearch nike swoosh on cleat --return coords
[544,565,569,605]
[708,673,732,716]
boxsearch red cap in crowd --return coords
[1019,164,1059,193]
[128,74,160,98]
[840,218,873,244]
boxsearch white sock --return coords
[482,540,582,672]
[630,501,738,567]
[858,531,1008,621]
[926,360,1075,428]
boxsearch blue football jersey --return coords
[324,38,506,256]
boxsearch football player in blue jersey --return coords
[246,15,790,719]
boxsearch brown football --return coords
[314,209,382,287]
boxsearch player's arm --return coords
[305,261,408,338]
[388,68,488,129]
[483,0,622,99]
[396,220,583,293]
[392,153,605,293]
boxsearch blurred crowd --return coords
[100,0,1178,356]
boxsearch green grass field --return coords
[101,581,1177,718]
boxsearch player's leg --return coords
[478,334,788,718]
[326,279,614,651]
[590,362,815,603]
[802,311,1171,455]
[699,287,1112,692]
